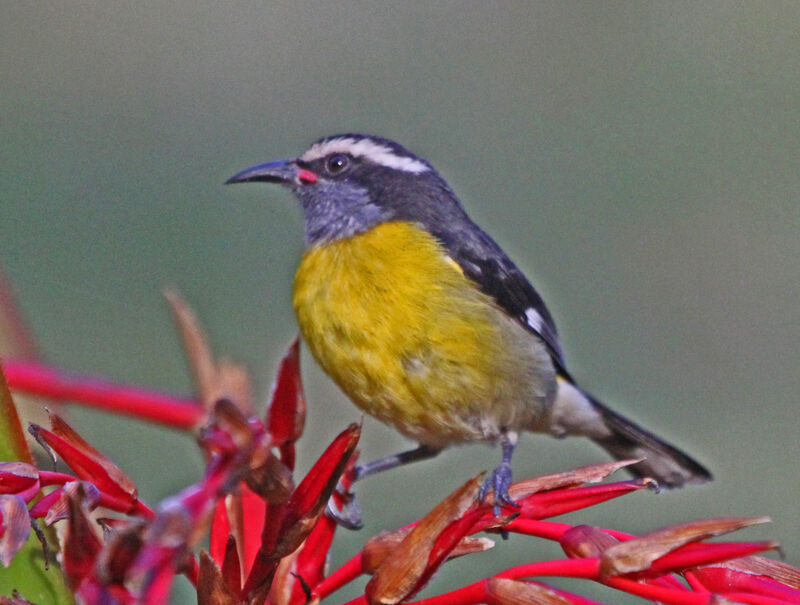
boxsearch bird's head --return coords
[226,134,464,245]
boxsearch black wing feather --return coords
[429,220,568,373]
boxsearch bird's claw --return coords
[324,482,363,530]
[480,462,519,516]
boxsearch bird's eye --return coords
[325,154,350,175]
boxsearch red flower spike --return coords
[600,516,771,576]
[0,462,38,495]
[365,473,483,605]
[0,494,31,567]
[266,338,306,470]
[646,541,781,576]
[507,459,646,502]
[61,482,104,589]
[30,412,139,511]
[515,480,649,520]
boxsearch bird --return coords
[226,133,711,512]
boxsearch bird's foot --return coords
[324,483,363,530]
[479,460,519,517]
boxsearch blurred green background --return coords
[2,3,798,603]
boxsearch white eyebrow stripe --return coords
[300,138,430,173]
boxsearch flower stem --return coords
[3,360,203,429]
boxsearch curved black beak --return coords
[225,159,299,185]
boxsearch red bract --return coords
[266,338,306,471]
[29,412,139,514]
[514,479,651,520]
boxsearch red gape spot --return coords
[297,169,318,184]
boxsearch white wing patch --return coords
[300,137,430,173]
[523,307,544,333]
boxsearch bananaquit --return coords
[227,134,711,508]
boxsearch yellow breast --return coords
[292,221,552,446]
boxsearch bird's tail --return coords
[551,379,712,488]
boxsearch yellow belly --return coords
[292,221,554,446]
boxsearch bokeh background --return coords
[2,3,798,603]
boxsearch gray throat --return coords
[298,182,391,245]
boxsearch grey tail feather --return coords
[586,394,712,488]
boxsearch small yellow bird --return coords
[227,134,711,511]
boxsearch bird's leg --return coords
[324,489,363,530]
[326,444,441,529]
[354,443,441,481]
[479,431,519,516]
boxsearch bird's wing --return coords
[436,225,568,373]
